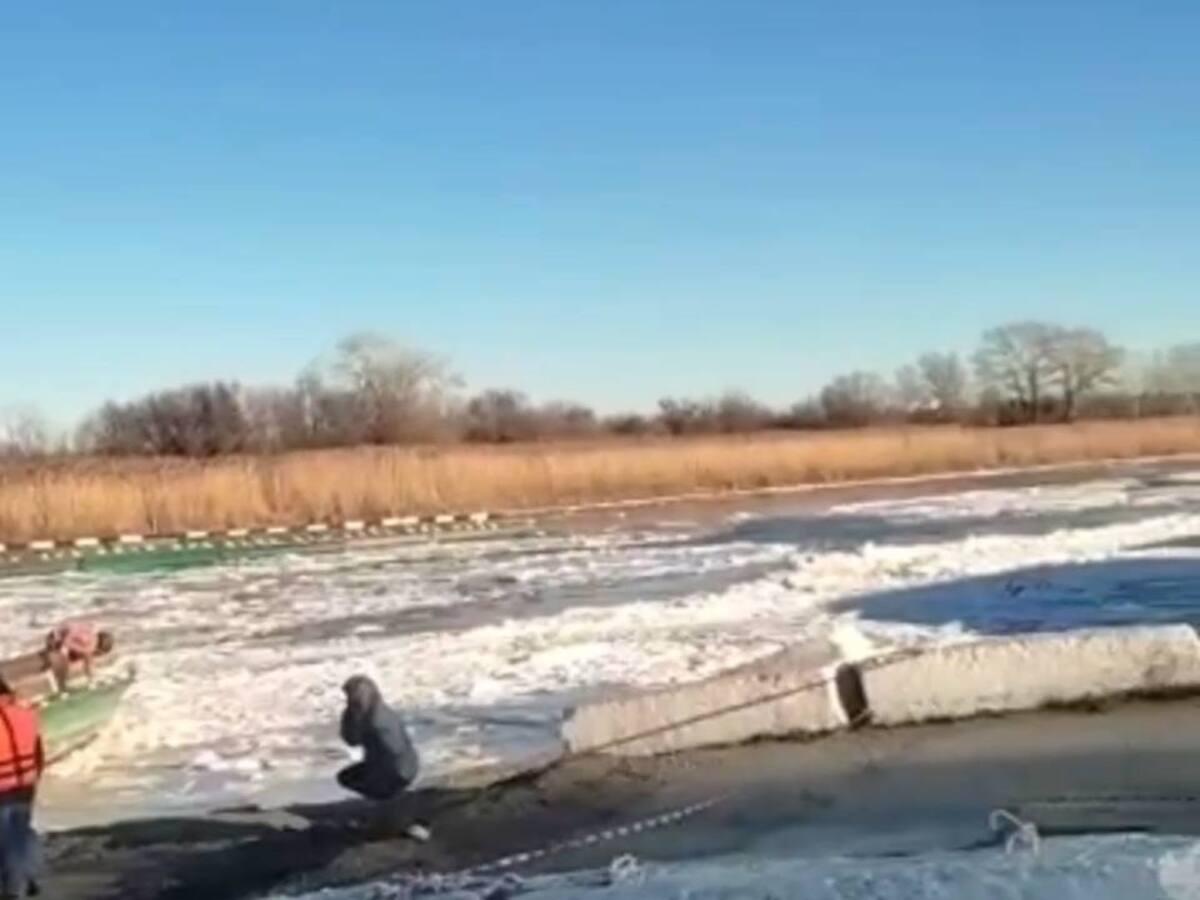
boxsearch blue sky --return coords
[2,2,1197,423]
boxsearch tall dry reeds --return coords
[1,419,1198,543]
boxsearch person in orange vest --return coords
[0,676,43,899]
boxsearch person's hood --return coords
[343,675,382,715]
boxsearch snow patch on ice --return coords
[828,478,1143,521]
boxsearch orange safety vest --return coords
[0,698,41,794]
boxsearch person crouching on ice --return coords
[337,675,430,841]
[0,677,43,899]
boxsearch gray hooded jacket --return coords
[340,676,419,784]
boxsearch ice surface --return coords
[4,473,1199,827]
[274,835,1200,900]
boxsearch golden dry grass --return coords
[2,418,1199,543]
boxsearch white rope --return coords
[989,808,1041,856]
[460,794,726,876]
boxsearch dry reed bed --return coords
[1,419,1199,543]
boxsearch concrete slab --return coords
[861,625,1200,727]
[563,639,848,756]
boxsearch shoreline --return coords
[5,448,1199,556]
[524,452,1200,534]
[4,420,1200,544]
[514,450,1200,520]
[41,695,1200,899]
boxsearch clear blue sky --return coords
[2,2,1197,424]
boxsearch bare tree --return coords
[1149,344,1200,394]
[306,333,459,444]
[894,365,929,414]
[895,355,969,421]
[1136,343,1200,414]
[657,397,709,435]
[0,407,51,458]
[820,372,892,427]
[656,392,776,435]
[782,397,826,429]
[972,322,1061,423]
[712,391,774,433]
[459,391,602,442]
[536,401,599,438]
[1047,328,1124,420]
[605,413,656,436]
[293,369,362,447]
[1167,343,1200,393]
[81,383,248,456]
[918,352,970,420]
[241,386,311,452]
[463,390,537,442]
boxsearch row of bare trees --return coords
[817,323,1128,428]
[3,325,1199,459]
[78,334,459,456]
[972,323,1125,423]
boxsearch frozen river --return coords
[5,462,1200,832]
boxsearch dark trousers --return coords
[336,762,409,802]
[0,798,39,899]
[337,763,424,835]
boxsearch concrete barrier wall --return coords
[561,625,1200,761]
[861,625,1200,727]
[562,639,848,756]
